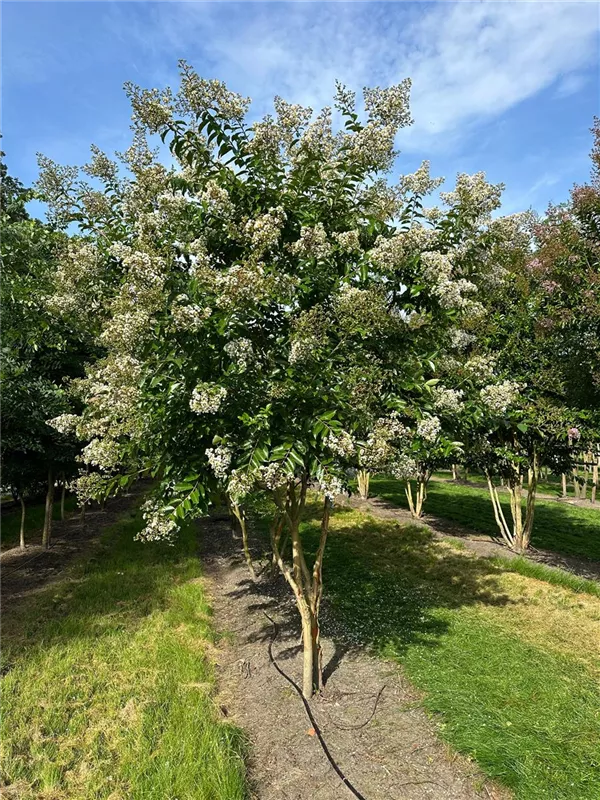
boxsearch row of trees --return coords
[3,65,599,696]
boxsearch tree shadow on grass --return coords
[200,499,514,689]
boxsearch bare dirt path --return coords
[0,487,143,615]
[346,495,600,583]
[201,515,508,800]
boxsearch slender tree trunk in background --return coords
[19,497,26,549]
[231,501,256,579]
[357,469,370,500]
[80,501,86,530]
[561,473,568,497]
[60,478,66,521]
[464,467,469,482]
[573,462,581,499]
[42,469,54,549]
[592,458,598,504]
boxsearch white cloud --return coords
[116,1,599,151]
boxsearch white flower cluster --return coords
[69,472,108,505]
[363,80,413,128]
[178,62,250,122]
[205,445,232,479]
[449,329,476,351]
[291,223,331,260]
[326,430,356,459]
[319,473,344,501]
[480,381,520,415]
[416,415,441,443]
[200,180,233,217]
[136,499,177,543]
[189,382,227,414]
[289,336,318,365]
[421,251,453,283]
[389,453,418,481]
[244,207,286,252]
[398,160,444,197]
[441,172,504,219]
[227,469,254,502]
[464,355,496,384]
[349,122,396,171]
[224,338,254,370]
[375,412,410,441]
[260,463,288,490]
[84,144,119,183]
[432,387,464,415]
[368,235,405,273]
[433,278,478,311]
[333,230,361,253]
[47,414,79,435]
[80,437,121,472]
[171,297,212,331]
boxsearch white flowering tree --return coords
[37,63,536,696]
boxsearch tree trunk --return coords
[451,464,459,481]
[230,501,256,579]
[592,458,598,504]
[405,469,430,519]
[561,473,567,498]
[356,469,370,500]
[486,455,538,553]
[271,479,329,699]
[60,480,66,521]
[19,497,26,549]
[42,468,54,549]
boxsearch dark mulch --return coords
[201,516,509,800]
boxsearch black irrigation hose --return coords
[263,611,369,800]
[327,684,386,731]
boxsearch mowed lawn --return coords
[369,476,600,562]
[258,500,600,800]
[1,509,247,800]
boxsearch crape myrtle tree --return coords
[38,63,531,697]
[0,157,89,548]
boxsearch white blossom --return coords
[189,382,227,414]
[205,445,232,479]
[224,338,254,370]
[326,430,356,459]
[480,381,520,415]
[416,415,441,443]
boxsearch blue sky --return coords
[3,1,599,215]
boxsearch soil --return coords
[0,487,143,615]
[201,515,509,800]
[346,495,600,583]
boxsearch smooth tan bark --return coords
[357,469,370,500]
[485,450,538,553]
[230,501,256,579]
[405,469,430,519]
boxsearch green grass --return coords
[1,507,247,800]
[1,493,79,551]
[370,476,600,561]
[488,554,600,598]
[251,500,600,800]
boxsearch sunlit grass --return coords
[250,499,600,800]
[1,507,247,800]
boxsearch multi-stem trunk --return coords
[271,479,331,699]
[485,452,538,552]
[230,500,256,579]
[42,468,54,549]
[356,469,370,500]
[592,457,598,505]
[19,497,26,549]
[405,468,430,519]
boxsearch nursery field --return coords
[369,477,600,562]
